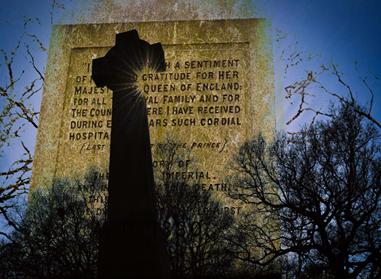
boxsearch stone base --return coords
[97,218,170,279]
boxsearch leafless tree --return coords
[276,30,381,132]
[227,103,381,278]
[0,168,107,278]
[153,134,238,279]
[0,22,40,239]
[0,0,67,238]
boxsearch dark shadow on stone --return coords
[92,30,170,279]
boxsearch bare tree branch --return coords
[277,30,380,133]
[227,103,381,278]
[25,45,44,82]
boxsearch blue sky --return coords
[271,0,381,77]
[1,0,380,133]
[1,0,381,231]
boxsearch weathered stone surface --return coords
[31,19,275,190]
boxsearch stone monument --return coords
[30,18,275,276]
[91,29,169,278]
[31,19,275,191]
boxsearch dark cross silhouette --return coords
[92,30,169,279]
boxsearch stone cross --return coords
[92,30,169,279]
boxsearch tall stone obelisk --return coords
[92,30,169,278]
